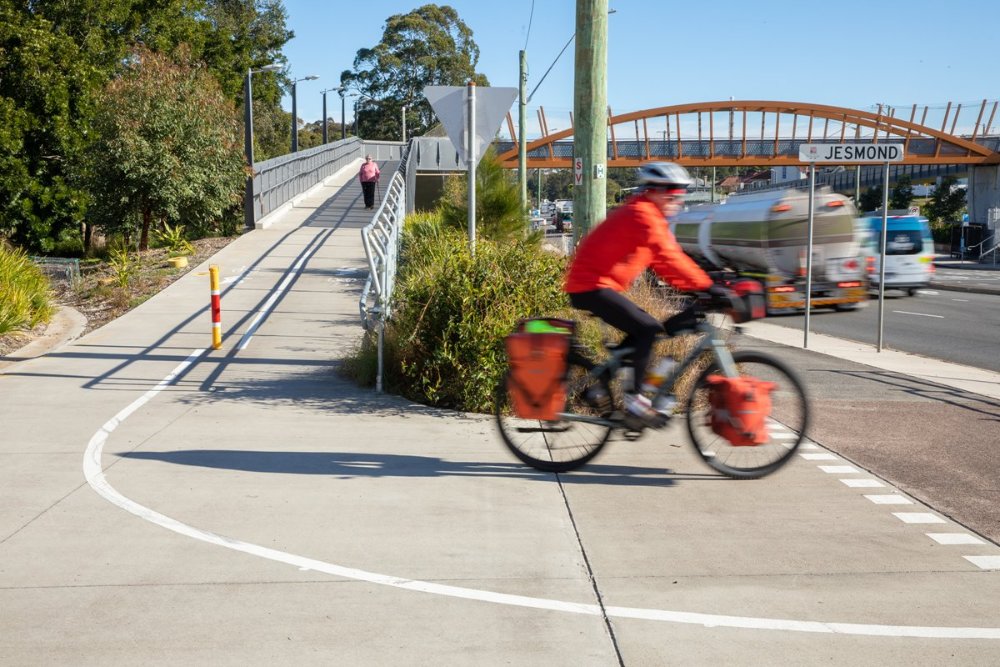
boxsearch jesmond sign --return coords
[798,143,904,163]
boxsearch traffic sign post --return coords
[798,143,904,352]
[424,84,518,255]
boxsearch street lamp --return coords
[320,88,337,144]
[291,74,319,153]
[337,87,347,140]
[352,92,375,138]
[244,63,282,230]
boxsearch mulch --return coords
[0,236,237,358]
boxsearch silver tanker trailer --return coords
[672,187,868,313]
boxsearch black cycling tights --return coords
[569,288,663,393]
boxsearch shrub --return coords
[0,242,55,335]
[366,225,569,412]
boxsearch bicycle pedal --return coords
[623,429,644,441]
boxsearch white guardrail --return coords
[359,146,411,392]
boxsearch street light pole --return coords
[338,87,346,140]
[320,89,331,144]
[401,104,407,142]
[243,63,281,230]
[290,75,319,153]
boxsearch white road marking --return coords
[800,453,838,461]
[237,237,323,351]
[819,465,860,474]
[841,479,884,488]
[964,556,1000,570]
[81,350,1000,640]
[864,494,912,505]
[892,310,944,318]
[927,533,985,546]
[893,513,946,524]
[798,442,819,450]
[951,298,969,302]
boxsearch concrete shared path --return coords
[2,165,1000,664]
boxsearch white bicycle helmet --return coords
[637,162,693,191]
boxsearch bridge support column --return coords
[967,165,1000,225]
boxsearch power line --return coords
[523,0,535,50]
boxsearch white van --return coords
[858,215,935,295]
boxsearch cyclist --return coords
[564,161,729,425]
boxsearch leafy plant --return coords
[0,242,54,335]
[107,246,136,289]
[154,223,195,256]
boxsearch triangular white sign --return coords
[424,85,518,167]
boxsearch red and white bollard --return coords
[209,265,222,350]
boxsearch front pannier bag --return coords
[504,318,575,421]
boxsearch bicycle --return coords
[494,297,811,479]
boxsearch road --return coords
[766,288,1000,372]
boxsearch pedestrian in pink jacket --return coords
[359,155,380,209]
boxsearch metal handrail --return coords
[359,144,413,391]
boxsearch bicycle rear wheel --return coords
[685,351,810,479]
[495,358,613,472]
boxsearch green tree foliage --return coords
[859,184,884,214]
[890,174,914,210]
[84,47,246,250]
[341,4,488,140]
[438,149,532,241]
[0,1,293,252]
[926,176,966,224]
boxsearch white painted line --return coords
[81,348,1000,640]
[237,236,324,351]
[892,310,944,318]
[864,494,912,505]
[798,442,819,450]
[819,465,860,474]
[840,479,884,488]
[800,452,838,461]
[964,556,1000,570]
[951,298,969,302]
[916,290,939,295]
[927,533,986,546]
[893,513,946,524]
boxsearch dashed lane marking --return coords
[928,533,986,546]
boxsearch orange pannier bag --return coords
[705,375,776,446]
[504,318,575,421]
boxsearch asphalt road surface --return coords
[766,289,1000,372]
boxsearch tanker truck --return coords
[671,187,868,313]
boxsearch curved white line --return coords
[83,350,1000,639]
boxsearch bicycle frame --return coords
[562,318,738,428]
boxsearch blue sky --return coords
[280,0,999,139]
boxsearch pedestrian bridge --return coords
[494,100,1000,168]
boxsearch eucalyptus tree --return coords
[341,4,488,140]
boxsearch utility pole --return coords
[518,50,528,213]
[572,0,608,243]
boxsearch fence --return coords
[30,257,81,286]
[359,144,414,392]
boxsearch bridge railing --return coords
[252,138,362,225]
[359,143,414,392]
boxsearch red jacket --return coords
[564,193,712,294]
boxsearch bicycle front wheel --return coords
[495,359,613,473]
[685,351,810,479]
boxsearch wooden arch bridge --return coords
[495,100,1000,169]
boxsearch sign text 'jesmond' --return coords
[798,143,904,163]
